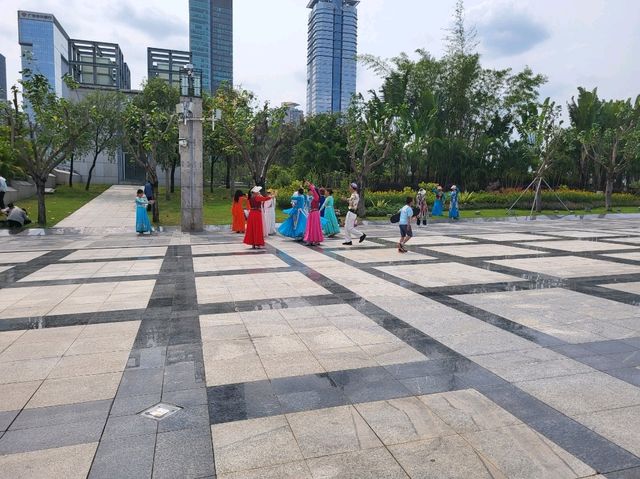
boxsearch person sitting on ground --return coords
[5,203,31,228]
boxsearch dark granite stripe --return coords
[5,274,159,289]
[0,309,146,332]
[0,250,72,286]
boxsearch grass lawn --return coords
[17,184,110,227]
[157,187,287,226]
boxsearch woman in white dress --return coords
[262,190,277,237]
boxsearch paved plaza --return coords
[1,192,640,478]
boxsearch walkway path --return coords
[55,185,138,229]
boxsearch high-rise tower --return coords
[189,0,233,93]
[306,0,358,115]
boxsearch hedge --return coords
[273,183,640,217]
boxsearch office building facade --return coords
[306,0,358,115]
[0,53,6,101]
[69,40,131,90]
[189,0,233,93]
[18,10,71,98]
[148,48,192,90]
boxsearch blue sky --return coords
[1,0,639,112]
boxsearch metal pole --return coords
[507,177,537,215]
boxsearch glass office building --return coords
[306,0,358,115]
[189,0,233,93]
[69,40,131,90]
[0,53,6,101]
[18,10,70,98]
[148,48,192,90]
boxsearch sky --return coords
[1,0,639,113]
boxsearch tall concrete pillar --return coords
[178,97,204,232]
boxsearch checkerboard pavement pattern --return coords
[0,216,640,477]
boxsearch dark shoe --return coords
[359,234,367,243]
[398,248,406,253]
[422,219,427,225]
[342,241,353,245]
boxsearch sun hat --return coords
[418,188,426,194]
[251,186,262,193]
[451,185,457,190]
[350,182,358,189]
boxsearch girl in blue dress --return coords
[431,185,444,216]
[319,188,340,236]
[448,185,459,220]
[135,189,154,234]
[278,188,307,239]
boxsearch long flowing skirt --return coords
[278,209,306,239]
[449,203,459,219]
[231,203,246,232]
[304,210,324,243]
[322,206,340,236]
[432,199,443,216]
[136,205,152,233]
[244,210,265,246]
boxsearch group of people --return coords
[415,184,459,224]
[231,181,367,248]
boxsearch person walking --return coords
[320,188,340,237]
[144,180,154,212]
[397,196,414,253]
[244,186,271,249]
[343,182,366,246]
[0,175,7,209]
[303,181,324,246]
[416,188,428,226]
[448,185,459,220]
[231,190,248,234]
[135,189,154,234]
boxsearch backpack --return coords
[390,212,400,223]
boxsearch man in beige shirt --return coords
[343,183,366,245]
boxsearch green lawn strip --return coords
[16,184,110,227]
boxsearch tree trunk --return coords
[357,174,366,217]
[210,156,215,193]
[605,172,614,211]
[170,160,177,193]
[85,151,99,191]
[69,153,74,187]
[225,157,231,189]
[35,179,47,225]
[534,177,543,213]
[164,168,171,201]
[153,180,160,223]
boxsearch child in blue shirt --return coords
[398,196,414,253]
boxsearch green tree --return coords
[122,78,179,222]
[11,73,90,224]
[80,90,126,190]
[214,87,293,188]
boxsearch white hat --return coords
[350,182,358,189]
[451,185,457,190]
[418,188,426,194]
[251,186,262,194]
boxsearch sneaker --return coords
[422,219,426,226]
[401,244,408,252]
[359,234,367,243]
[398,248,406,253]
[342,241,353,245]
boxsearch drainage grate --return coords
[139,403,182,420]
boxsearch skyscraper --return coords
[18,11,71,98]
[189,0,233,93]
[0,53,6,101]
[306,0,358,115]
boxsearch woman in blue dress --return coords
[135,189,154,234]
[278,188,307,239]
[431,185,444,216]
[319,188,340,236]
[448,185,459,220]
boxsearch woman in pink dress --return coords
[303,181,324,246]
